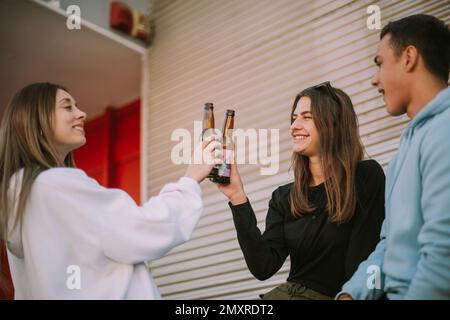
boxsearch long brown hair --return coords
[0,82,76,292]
[289,85,364,223]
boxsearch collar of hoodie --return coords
[402,87,450,140]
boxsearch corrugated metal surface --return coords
[144,0,450,299]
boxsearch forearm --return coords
[230,201,286,280]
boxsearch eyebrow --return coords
[299,111,312,115]
[59,98,77,105]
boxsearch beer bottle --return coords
[202,102,218,180]
[215,109,235,184]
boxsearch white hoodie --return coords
[7,168,203,299]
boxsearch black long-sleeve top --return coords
[229,160,385,297]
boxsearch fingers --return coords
[202,134,221,149]
[204,140,222,153]
[201,138,222,165]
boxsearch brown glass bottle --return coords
[214,109,235,184]
[202,103,219,180]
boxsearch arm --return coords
[216,160,288,280]
[405,123,450,299]
[229,189,289,280]
[100,176,204,264]
[37,136,221,265]
[38,170,204,264]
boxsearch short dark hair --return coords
[380,14,450,84]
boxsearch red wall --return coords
[74,99,141,203]
[0,99,141,300]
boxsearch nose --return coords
[75,106,87,120]
[371,70,379,87]
[290,117,303,133]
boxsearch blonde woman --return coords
[0,82,221,299]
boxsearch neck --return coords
[308,156,324,186]
[59,154,67,164]
[57,148,69,165]
[406,74,446,119]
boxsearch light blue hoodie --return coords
[340,87,450,300]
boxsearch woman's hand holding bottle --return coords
[216,159,247,205]
[184,135,222,183]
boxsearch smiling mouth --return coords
[292,134,309,141]
[73,126,84,133]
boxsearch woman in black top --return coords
[216,82,385,299]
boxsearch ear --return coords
[402,45,419,73]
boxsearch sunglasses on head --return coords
[291,81,340,124]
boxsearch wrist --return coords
[337,293,353,300]
[184,173,202,184]
[229,191,247,205]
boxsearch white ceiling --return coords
[0,0,142,120]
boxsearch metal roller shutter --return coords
[143,0,450,299]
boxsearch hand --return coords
[337,293,353,300]
[216,158,247,205]
[184,135,222,183]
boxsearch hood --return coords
[403,87,450,138]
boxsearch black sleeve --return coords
[345,160,386,280]
[229,188,289,281]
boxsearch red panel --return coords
[110,100,140,203]
[0,244,13,300]
[73,99,140,202]
[113,157,140,204]
[74,117,108,186]
[75,119,105,168]
[112,100,140,162]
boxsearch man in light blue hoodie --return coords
[338,14,450,300]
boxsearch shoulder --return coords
[419,109,450,170]
[421,108,450,147]
[356,159,385,183]
[270,182,293,204]
[35,167,92,189]
[274,182,292,196]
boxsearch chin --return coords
[386,99,407,116]
[387,105,406,116]
[73,138,87,149]
[293,148,308,155]
[292,145,304,153]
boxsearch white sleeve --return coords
[36,170,203,264]
[100,176,203,264]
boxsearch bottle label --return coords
[217,148,232,177]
